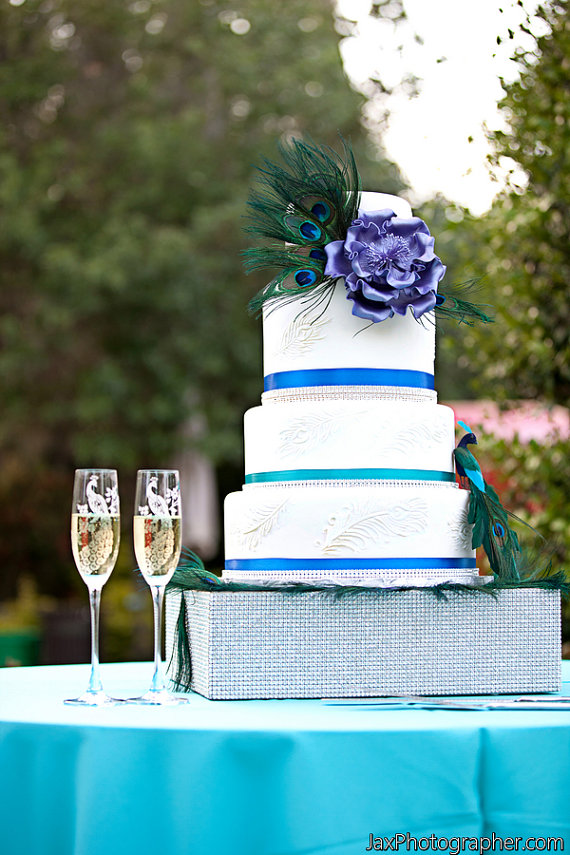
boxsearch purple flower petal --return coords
[324,240,352,278]
[417,258,446,291]
[386,216,430,239]
[409,291,437,318]
[361,280,397,302]
[351,254,376,279]
[386,267,417,287]
[356,210,395,232]
[354,222,383,245]
[348,292,394,322]
[391,303,408,316]
[411,232,436,261]
[344,272,362,292]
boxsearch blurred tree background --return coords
[434,0,570,640]
[0,0,568,661]
[0,0,404,658]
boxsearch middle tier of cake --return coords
[243,399,456,482]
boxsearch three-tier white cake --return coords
[223,193,479,588]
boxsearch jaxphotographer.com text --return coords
[365,834,564,854]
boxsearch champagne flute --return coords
[130,469,188,705]
[66,469,120,706]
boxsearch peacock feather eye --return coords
[284,213,326,244]
[298,195,336,226]
[300,220,321,240]
[309,248,327,262]
[294,269,318,288]
[493,522,506,537]
[311,200,332,223]
[278,254,324,292]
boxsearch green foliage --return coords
[428,3,570,630]
[414,197,481,400]
[447,1,570,406]
[0,0,403,598]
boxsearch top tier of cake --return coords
[262,193,436,403]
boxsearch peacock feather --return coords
[435,278,494,326]
[166,548,221,690]
[465,475,521,580]
[244,137,361,316]
[453,425,523,581]
[244,137,495,327]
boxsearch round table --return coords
[1,661,569,855]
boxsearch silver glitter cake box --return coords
[165,588,561,699]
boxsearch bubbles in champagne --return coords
[133,516,181,584]
[71,514,121,581]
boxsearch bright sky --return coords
[336,0,545,214]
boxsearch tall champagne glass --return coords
[66,469,120,706]
[131,469,188,705]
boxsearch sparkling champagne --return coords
[71,514,120,584]
[133,515,181,584]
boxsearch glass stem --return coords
[150,585,167,693]
[87,587,103,694]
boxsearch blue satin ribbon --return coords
[226,557,477,572]
[263,368,435,392]
[245,468,455,484]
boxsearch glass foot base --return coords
[125,689,189,706]
[64,690,122,707]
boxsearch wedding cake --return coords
[223,192,479,588]
[165,142,561,699]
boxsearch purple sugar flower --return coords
[324,209,446,323]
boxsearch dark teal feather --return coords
[244,137,361,316]
[467,480,521,581]
[435,278,494,325]
[513,540,565,584]
[245,137,360,239]
[454,436,523,580]
[243,244,328,304]
[166,548,220,690]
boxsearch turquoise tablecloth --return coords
[1,661,569,855]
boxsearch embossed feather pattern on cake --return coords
[448,507,474,551]
[276,312,330,359]
[316,499,428,556]
[278,409,368,459]
[232,499,288,552]
[384,420,449,453]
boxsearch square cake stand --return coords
[165,587,561,700]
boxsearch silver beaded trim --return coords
[222,567,481,586]
[262,385,438,404]
[243,479,458,489]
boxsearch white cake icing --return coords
[224,485,474,586]
[224,192,478,587]
[244,400,455,476]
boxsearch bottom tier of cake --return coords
[165,588,561,700]
[224,482,477,586]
